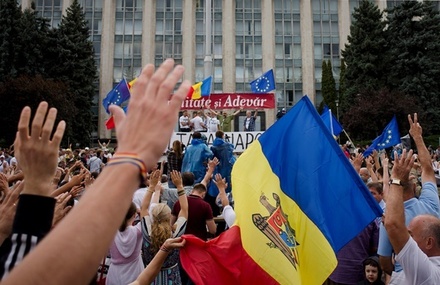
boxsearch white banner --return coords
[168,131,264,153]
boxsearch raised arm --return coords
[253,109,258,119]
[206,104,218,116]
[141,170,160,217]
[408,113,436,184]
[232,108,241,116]
[213,173,236,227]
[2,59,190,285]
[384,149,415,254]
[201,157,219,187]
[381,155,390,201]
[129,237,186,285]
[171,171,188,219]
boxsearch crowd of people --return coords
[0,59,440,285]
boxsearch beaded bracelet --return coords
[106,152,147,182]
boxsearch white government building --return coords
[18,0,436,139]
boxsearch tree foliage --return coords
[45,0,97,146]
[0,0,97,147]
[385,1,440,134]
[320,60,338,113]
[342,0,440,138]
[0,75,75,145]
[342,89,420,140]
[342,0,387,104]
[0,0,22,81]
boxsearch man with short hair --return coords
[384,148,440,284]
[179,110,191,132]
[205,111,220,133]
[243,109,258,131]
[190,111,207,132]
[379,113,440,284]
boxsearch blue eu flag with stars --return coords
[363,116,400,157]
[102,78,131,114]
[250,69,276,93]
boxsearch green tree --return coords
[342,88,420,140]
[45,0,97,147]
[0,75,74,146]
[16,4,49,76]
[320,60,338,113]
[0,0,22,81]
[385,1,440,134]
[338,59,346,116]
[342,0,387,109]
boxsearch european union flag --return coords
[250,69,276,93]
[102,79,131,114]
[363,115,400,157]
[320,106,343,136]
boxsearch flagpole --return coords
[343,129,356,148]
[204,0,213,88]
[329,109,334,137]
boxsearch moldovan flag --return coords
[186,76,212,100]
[180,96,383,284]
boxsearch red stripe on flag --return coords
[180,226,278,285]
[105,116,115,130]
[186,86,195,100]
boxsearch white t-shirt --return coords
[393,237,440,285]
[191,116,205,132]
[179,115,190,129]
[207,117,220,133]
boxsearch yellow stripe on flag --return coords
[191,82,202,100]
[232,141,337,284]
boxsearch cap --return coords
[85,147,89,150]
[0,155,4,159]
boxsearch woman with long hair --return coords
[106,202,143,285]
[167,140,184,188]
[140,169,188,284]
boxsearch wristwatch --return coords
[389,179,404,186]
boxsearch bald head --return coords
[408,215,440,255]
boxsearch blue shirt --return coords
[378,182,440,272]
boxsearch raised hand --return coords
[110,59,190,169]
[14,102,65,195]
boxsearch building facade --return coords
[21,0,432,139]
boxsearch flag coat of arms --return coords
[180,96,382,284]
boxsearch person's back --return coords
[171,184,215,241]
[181,132,212,183]
[107,203,143,285]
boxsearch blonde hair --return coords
[150,203,172,254]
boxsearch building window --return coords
[114,0,143,82]
[155,0,183,68]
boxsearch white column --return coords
[300,0,315,103]
[142,0,155,66]
[20,0,32,10]
[338,0,351,55]
[376,0,387,12]
[181,0,196,81]
[222,0,236,92]
[62,0,73,15]
[98,0,115,139]
[261,0,275,127]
